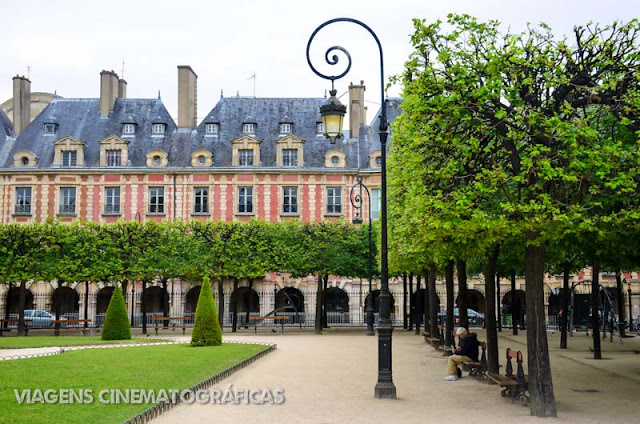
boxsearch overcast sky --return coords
[2,0,639,122]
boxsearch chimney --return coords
[118,79,127,98]
[177,66,198,129]
[100,70,119,117]
[12,75,31,135]
[348,80,366,139]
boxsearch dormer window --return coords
[243,123,255,134]
[123,124,136,135]
[280,123,292,134]
[61,151,77,167]
[106,150,122,167]
[205,123,219,135]
[21,157,29,165]
[44,124,57,135]
[316,122,324,135]
[152,123,166,135]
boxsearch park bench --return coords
[0,319,36,336]
[487,348,529,405]
[51,319,92,336]
[251,316,289,334]
[422,326,442,348]
[150,316,192,335]
[462,341,487,378]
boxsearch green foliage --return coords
[191,276,222,347]
[101,286,131,340]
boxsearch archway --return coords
[51,287,79,316]
[325,287,349,325]
[185,286,201,316]
[460,289,485,314]
[143,286,167,314]
[230,287,260,325]
[411,288,428,326]
[364,290,396,314]
[502,289,526,328]
[276,287,305,323]
[4,286,34,316]
[95,287,115,326]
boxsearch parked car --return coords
[23,310,69,327]
[437,308,484,326]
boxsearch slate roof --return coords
[0,108,16,166]
[1,95,402,170]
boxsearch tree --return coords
[101,285,131,340]
[191,276,222,347]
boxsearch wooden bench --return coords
[251,316,289,334]
[487,348,529,405]
[150,316,192,335]
[51,319,92,336]
[462,341,487,378]
[0,319,36,336]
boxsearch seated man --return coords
[442,327,479,381]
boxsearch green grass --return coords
[0,343,269,424]
[0,336,170,349]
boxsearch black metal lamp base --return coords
[374,382,397,399]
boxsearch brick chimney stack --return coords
[12,75,31,135]
[100,70,119,117]
[348,80,366,139]
[117,79,127,98]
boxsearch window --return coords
[61,151,77,167]
[148,187,164,214]
[326,187,342,214]
[198,155,206,165]
[238,149,254,166]
[193,187,209,214]
[282,149,298,167]
[280,123,292,134]
[105,187,120,214]
[375,156,382,167]
[371,189,380,220]
[106,150,122,167]
[44,124,57,135]
[123,124,135,135]
[243,123,255,134]
[21,156,29,166]
[153,155,162,165]
[316,122,324,134]
[205,123,219,135]
[59,187,76,214]
[331,155,340,165]
[152,124,165,135]
[283,187,298,214]
[238,187,253,214]
[15,187,32,214]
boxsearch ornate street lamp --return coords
[350,175,375,336]
[320,90,346,143]
[307,17,396,399]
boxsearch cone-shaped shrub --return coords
[101,285,132,340]
[191,276,222,346]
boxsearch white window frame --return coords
[238,186,254,214]
[371,189,381,220]
[15,187,32,214]
[238,149,254,166]
[205,123,219,135]
[61,150,77,167]
[282,149,298,167]
[152,123,166,135]
[316,122,324,135]
[282,186,298,214]
[193,187,209,214]
[123,124,135,135]
[280,123,292,134]
[148,187,165,214]
[326,187,342,214]
[59,187,76,214]
[105,187,121,214]
[106,149,122,167]
[44,124,56,135]
[243,123,255,134]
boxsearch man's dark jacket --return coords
[457,332,479,361]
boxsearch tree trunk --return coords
[484,246,500,375]
[54,283,63,336]
[591,264,602,359]
[231,278,238,333]
[456,259,469,330]
[245,280,253,329]
[423,270,429,333]
[3,283,12,329]
[428,266,438,338]
[560,262,570,349]
[141,280,147,335]
[415,275,422,335]
[84,281,89,329]
[496,274,502,332]
[511,271,518,336]
[525,235,557,417]
[408,273,414,331]
[217,279,224,332]
[323,275,329,328]
[162,279,169,318]
[445,260,455,346]
[315,274,323,334]
[615,270,626,337]
[17,281,26,336]
[402,273,408,329]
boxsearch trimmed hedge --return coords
[191,276,222,346]
[101,285,132,340]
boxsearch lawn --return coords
[0,336,170,349]
[0,343,270,424]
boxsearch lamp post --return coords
[350,175,375,336]
[307,17,396,399]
